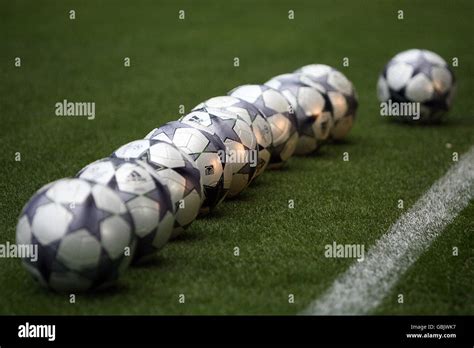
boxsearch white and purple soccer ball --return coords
[229,84,298,169]
[145,121,230,215]
[16,178,136,292]
[77,157,175,260]
[295,64,358,140]
[112,139,203,237]
[265,73,334,155]
[180,109,258,198]
[376,49,456,122]
[193,96,273,178]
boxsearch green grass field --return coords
[0,0,473,315]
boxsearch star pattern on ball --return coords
[202,175,227,208]
[172,159,203,197]
[237,162,256,176]
[234,99,260,122]
[306,73,335,93]
[158,122,183,141]
[109,157,128,169]
[210,116,241,143]
[107,175,139,203]
[24,192,52,223]
[202,132,223,154]
[65,194,113,239]
[302,73,354,118]
[144,178,174,219]
[29,237,64,281]
[144,158,166,172]
[300,116,317,137]
[409,52,436,79]
[251,95,271,117]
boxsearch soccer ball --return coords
[295,64,358,140]
[228,84,298,169]
[16,178,136,292]
[112,139,203,237]
[376,49,456,122]
[145,121,230,215]
[193,96,273,179]
[265,73,333,155]
[77,157,175,260]
[180,109,258,197]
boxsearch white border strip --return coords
[303,146,474,315]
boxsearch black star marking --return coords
[235,98,260,122]
[300,115,317,137]
[203,131,225,154]
[105,176,138,203]
[321,92,334,114]
[28,236,63,282]
[144,159,165,172]
[410,52,435,78]
[155,121,184,141]
[210,116,241,143]
[387,87,409,104]
[346,94,359,117]
[303,72,334,93]
[23,192,52,224]
[237,162,256,176]
[65,194,112,239]
[202,176,227,211]
[250,95,270,117]
[172,158,203,197]
[109,157,127,168]
[144,179,173,219]
[383,51,434,83]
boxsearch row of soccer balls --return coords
[16,62,357,292]
[16,49,455,292]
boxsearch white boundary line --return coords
[303,146,474,315]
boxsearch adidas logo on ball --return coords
[126,170,146,182]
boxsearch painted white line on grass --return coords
[303,146,474,315]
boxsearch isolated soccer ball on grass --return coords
[193,96,273,179]
[229,84,298,169]
[265,73,334,155]
[77,157,175,261]
[16,178,136,292]
[295,64,358,140]
[180,109,258,197]
[145,121,230,215]
[376,49,456,122]
[112,139,202,237]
